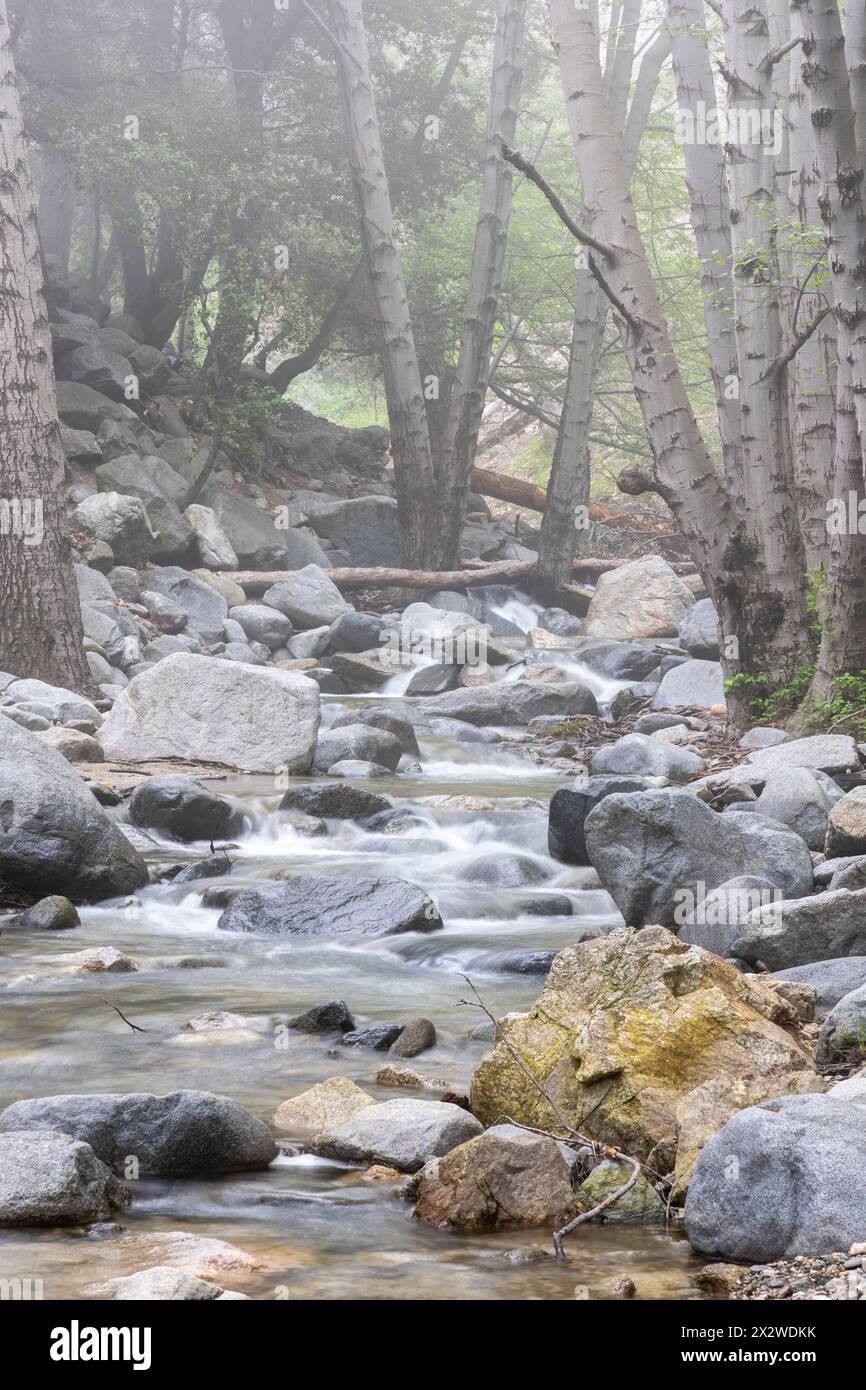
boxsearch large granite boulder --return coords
[99,653,320,773]
[0,1090,276,1175]
[685,1094,866,1261]
[0,717,147,902]
[129,775,244,841]
[733,888,866,970]
[583,556,694,639]
[583,790,813,928]
[470,927,815,1173]
[0,1130,130,1227]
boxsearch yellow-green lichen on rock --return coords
[469,927,817,1177]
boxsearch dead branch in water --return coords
[457,974,659,1259]
[103,999,148,1033]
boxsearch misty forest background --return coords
[6,0,866,733]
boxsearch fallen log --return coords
[228,558,597,600]
[469,463,628,523]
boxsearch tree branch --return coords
[501,142,645,333]
[760,307,831,379]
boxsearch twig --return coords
[457,975,656,1257]
[103,1000,148,1034]
[553,1156,642,1257]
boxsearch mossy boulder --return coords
[575,1158,665,1223]
[470,927,817,1177]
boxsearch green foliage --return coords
[725,667,866,734]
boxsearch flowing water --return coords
[0,593,704,1300]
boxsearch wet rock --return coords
[575,1158,666,1223]
[263,566,349,629]
[590,732,705,783]
[310,1098,482,1172]
[170,856,232,886]
[585,790,813,929]
[424,681,597,727]
[548,779,657,866]
[651,659,725,711]
[129,775,243,842]
[406,664,460,695]
[14,895,80,931]
[62,947,139,974]
[327,759,390,779]
[538,607,583,637]
[464,853,550,888]
[0,1090,277,1175]
[342,1024,403,1050]
[217,875,442,938]
[0,1130,130,1227]
[330,708,421,758]
[312,723,403,773]
[100,653,320,773]
[734,888,866,970]
[279,782,391,820]
[583,556,694,639]
[0,716,147,902]
[470,927,815,1172]
[816,984,866,1062]
[498,950,557,976]
[579,642,667,682]
[414,1123,578,1230]
[685,1094,866,1261]
[287,1000,355,1033]
[745,734,860,776]
[390,1018,436,1058]
[272,1078,376,1132]
[773,957,866,1015]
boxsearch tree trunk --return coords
[718,0,812,682]
[0,1,90,691]
[535,271,603,592]
[669,0,743,505]
[329,0,438,567]
[435,0,527,568]
[549,3,736,634]
[785,6,836,574]
[536,20,670,595]
[845,0,866,160]
[795,0,866,700]
[37,145,75,275]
